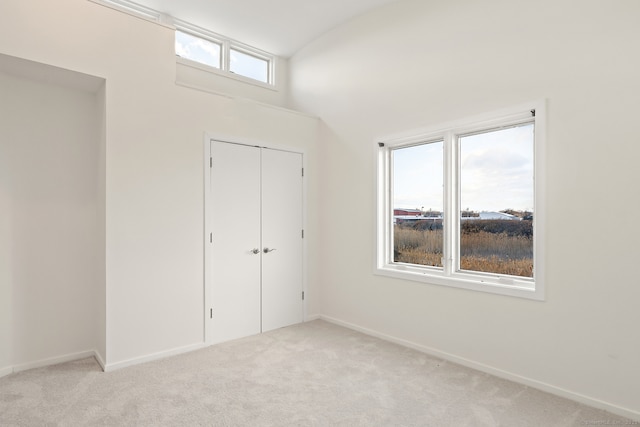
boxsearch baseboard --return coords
[320,315,640,423]
[93,350,106,371]
[11,350,99,374]
[103,342,206,372]
[0,365,13,378]
[305,314,321,321]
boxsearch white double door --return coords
[208,140,303,344]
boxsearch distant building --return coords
[393,208,443,225]
[394,209,521,224]
[462,211,522,221]
[394,208,422,216]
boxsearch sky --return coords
[393,141,444,213]
[175,31,220,69]
[175,31,268,83]
[393,123,534,213]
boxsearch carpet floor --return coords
[0,320,634,426]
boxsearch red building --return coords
[393,208,421,216]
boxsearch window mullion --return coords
[222,40,231,72]
[443,131,457,276]
[452,132,461,276]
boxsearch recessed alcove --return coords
[0,53,106,373]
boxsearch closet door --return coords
[209,141,261,344]
[208,141,304,344]
[261,148,304,332]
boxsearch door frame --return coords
[203,132,308,345]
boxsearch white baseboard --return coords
[0,365,13,378]
[103,342,206,372]
[320,315,640,423]
[93,350,106,371]
[10,350,99,375]
[305,314,321,321]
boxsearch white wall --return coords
[0,0,319,369]
[176,56,290,107]
[289,0,640,418]
[0,57,105,371]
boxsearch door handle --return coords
[251,248,260,254]
[263,248,277,253]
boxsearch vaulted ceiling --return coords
[127,0,401,57]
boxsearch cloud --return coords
[175,31,220,68]
[460,125,534,211]
[393,124,535,212]
[463,149,530,171]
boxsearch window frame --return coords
[89,0,165,24]
[175,29,223,70]
[375,102,546,300]
[174,19,276,88]
[228,45,273,85]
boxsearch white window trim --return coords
[174,19,276,88]
[375,102,546,300]
[88,0,173,27]
[176,57,278,91]
[229,44,274,86]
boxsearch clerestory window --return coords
[376,103,546,300]
[175,30,222,69]
[175,23,274,86]
[89,1,276,87]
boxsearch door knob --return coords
[263,247,277,253]
[251,248,260,254]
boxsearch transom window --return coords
[229,48,269,83]
[376,104,545,300]
[90,1,276,86]
[175,22,274,86]
[176,30,222,69]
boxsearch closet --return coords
[207,140,304,344]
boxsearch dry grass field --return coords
[394,222,533,277]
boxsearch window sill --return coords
[375,265,544,301]
[176,57,278,92]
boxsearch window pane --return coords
[459,124,534,277]
[175,31,221,69]
[230,48,269,83]
[392,141,443,267]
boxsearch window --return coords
[393,141,444,267]
[229,48,269,83]
[91,2,276,87]
[376,103,545,300]
[176,30,221,69]
[174,21,274,86]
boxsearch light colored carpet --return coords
[0,320,633,426]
